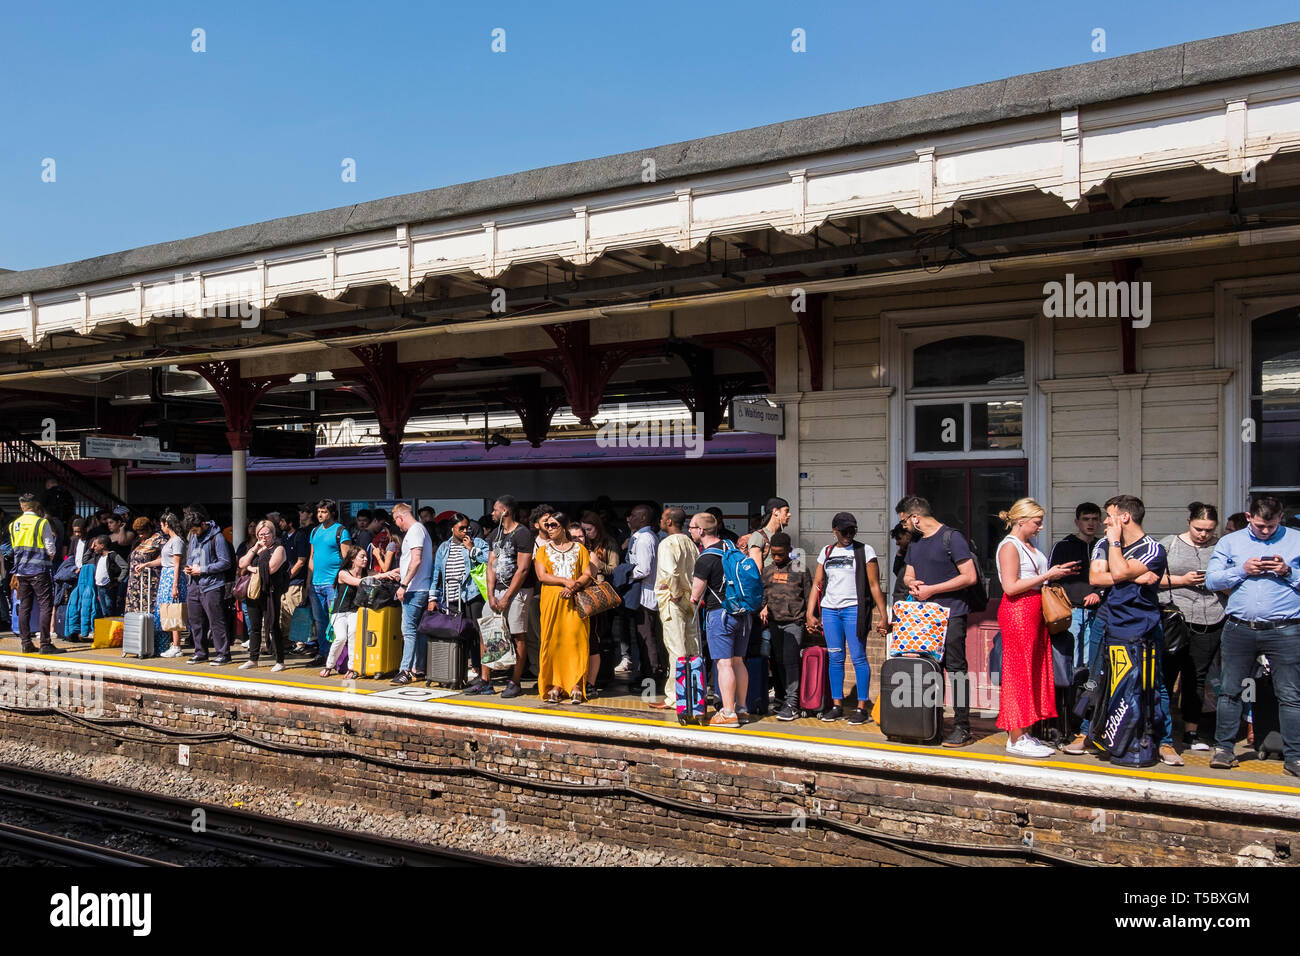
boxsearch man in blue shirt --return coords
[307,498,350,667]
[1204,495,1300,777]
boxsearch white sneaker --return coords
[160,646,183,658]
[613,658,632,678]
[1006,735,1054,758]
[270,663,286,673]
[238,660,257,670]
[239,640,250,650]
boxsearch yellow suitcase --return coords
[353,605,403,678]
[92,616,124,649]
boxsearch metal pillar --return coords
[384,453,399,500]
[111,461,128,502]
[232,449,248,545]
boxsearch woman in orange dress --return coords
[534,511,594,704]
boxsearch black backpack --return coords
[943,528,989,613]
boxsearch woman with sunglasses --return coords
[534,511,595,703]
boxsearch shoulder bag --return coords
[1159,571,1189,656]
[574,580,622,619]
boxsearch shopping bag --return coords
[469,562,489,602]
[479,611,516,671]
[159,602,188,631]
[887,598,949,660]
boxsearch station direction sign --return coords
[730,399,784,437]
[81,434,161,460]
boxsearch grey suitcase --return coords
[122,568,155,659]
[425,635,467,689]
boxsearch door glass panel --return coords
[971,466,1028,591]
[971,400,1023,450]
[910,468,969,539]
[914,404,965,452]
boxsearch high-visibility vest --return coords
[9,513,52,576]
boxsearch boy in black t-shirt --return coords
[896,495,979,747]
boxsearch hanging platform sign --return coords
[729,400,784,437]
[81,434,161,460]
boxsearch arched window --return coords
[912,335,1025,389]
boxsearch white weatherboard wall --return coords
[776,243,1300,569]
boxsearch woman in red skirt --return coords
[995,498,1078,758]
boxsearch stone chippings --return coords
[0,676,1295,866]
[0,738,689,867]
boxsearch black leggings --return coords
[1164,621,1223,728]
[245,594,286,664]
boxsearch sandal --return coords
[344,670,359,681]
[319,667,334,678]
[545,689,564,704]
[570,688,584,704]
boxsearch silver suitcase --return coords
[123,568,155,659]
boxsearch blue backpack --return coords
[702,540,764,615]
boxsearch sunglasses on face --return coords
[542,521,559,529]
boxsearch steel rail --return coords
[0,764,509,867]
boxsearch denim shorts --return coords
[705,607,751,660]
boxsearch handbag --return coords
[1041,584,1073,634]
[159,602,187,631]
[1159,573,1189,656]
[418,608,474,641]
[469,561,489,602]
[233,573,251,601]
[479,611,516,670]
[573,580,621,619]
[888,598,950,660]
[246,565,262,600]
[357,576,398,609]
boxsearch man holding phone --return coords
[1205,495,1300,777]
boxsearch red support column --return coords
[345,344,456,498]
[508,321,660,427]
[189,360,293,542]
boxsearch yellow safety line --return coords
[5,650,1298,796]
[0,650,380,695]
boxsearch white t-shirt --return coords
[399,521,434,593]
[996,536,1046,589]
[818,542,877,610]
[95,555,110,586]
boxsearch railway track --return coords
[0,763,510,867]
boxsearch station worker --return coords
[1205,494,1300,777]
[9,492,57,653]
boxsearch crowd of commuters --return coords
[3,484,1295,778]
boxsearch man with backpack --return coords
[691,512,763,728]
[897,495,980,747]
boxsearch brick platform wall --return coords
[0,675,1295,867]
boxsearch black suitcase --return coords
[1253,670,1284,760]
[879,656,943,744]
[425,635,468,689]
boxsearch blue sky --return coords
[1,1,1296,272]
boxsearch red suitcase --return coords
[799,644,830,714]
